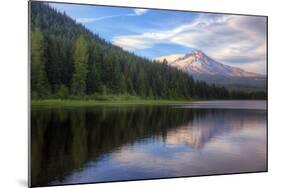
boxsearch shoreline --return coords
[31,99,194,107]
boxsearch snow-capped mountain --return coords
[155,50,266,89]
[156,50,261,77]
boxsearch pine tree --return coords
[31,29,50,98]
[126,78,135,95]
[119,75,127,94]
[137,68,146,96]
[87,46,101,94]
[87,62,101,94]
[71,36,89,96]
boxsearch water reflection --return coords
[31,101,267,186]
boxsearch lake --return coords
[31,100,267,186]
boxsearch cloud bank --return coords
[112,14,267,74]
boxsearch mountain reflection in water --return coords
[31,101,267,186]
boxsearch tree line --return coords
[30,2,266,100]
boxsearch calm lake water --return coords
[31,100,267,186]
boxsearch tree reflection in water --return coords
[31,105,266,186]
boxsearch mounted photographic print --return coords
[29,0,268,187]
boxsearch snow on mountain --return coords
[154,50,266,89]
[155,50,261,78]
[154,53,184,63]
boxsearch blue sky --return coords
[50,2,267,74]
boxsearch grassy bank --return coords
[31,98,193,107]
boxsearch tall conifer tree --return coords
[31,29,50,98]
[71,36,89,96]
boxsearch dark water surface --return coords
[31,100,267,186]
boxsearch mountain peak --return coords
[191,50,205,56]
[156,50,262,78]
[154,51,266,89]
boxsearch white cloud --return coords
[133,9,148,16]
[112,14,267,74]
[77,14,127,23]
[77,8,148,23]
